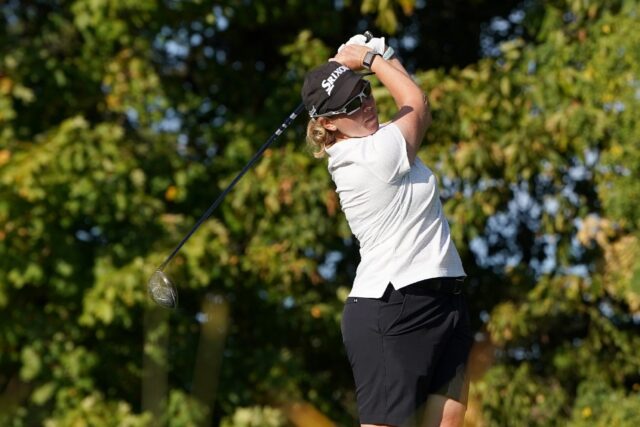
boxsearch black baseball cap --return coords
[301,61,364,118]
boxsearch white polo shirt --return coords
[326,123,465,298]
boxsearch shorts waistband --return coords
[347,277,465,303]
[399,276,465,296]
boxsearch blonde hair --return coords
[306,118,337,159]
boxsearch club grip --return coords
[364,31,373,42]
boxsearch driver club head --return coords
[148,270,178,309]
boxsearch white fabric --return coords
[364,37,386,55]
[338,34,386,55]
[325,123,466,298]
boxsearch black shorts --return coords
[341,278,473,427]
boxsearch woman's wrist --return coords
[359,49,369,69]
[362,51,381,70]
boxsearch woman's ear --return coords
[318,117,338,132]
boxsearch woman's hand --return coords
[330,44,370,71]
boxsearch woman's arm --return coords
[332,45,431,164]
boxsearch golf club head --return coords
[148,270,178,309]
[147,105,304,305]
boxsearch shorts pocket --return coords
[378,293,409,335]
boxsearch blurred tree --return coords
[1,0,639,426]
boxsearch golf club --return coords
[148,103,306,309]
[148,32,376,309]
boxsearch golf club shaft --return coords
[159,102,306,271]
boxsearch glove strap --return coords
[383,45,395,60]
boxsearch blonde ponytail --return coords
[306,118,337,159]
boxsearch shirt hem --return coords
[348,267,466,298]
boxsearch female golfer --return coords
[300,38,473,427]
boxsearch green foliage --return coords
[162,390,209,427]
[473,363,568,426]
[567,380,640,427]
[43,392,152,427]
[220,406,287,427]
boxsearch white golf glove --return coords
[338,33,395,59]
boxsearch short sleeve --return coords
[358,123,411,183]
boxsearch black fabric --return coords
[301,61,364,117]
[341,281,473,427]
